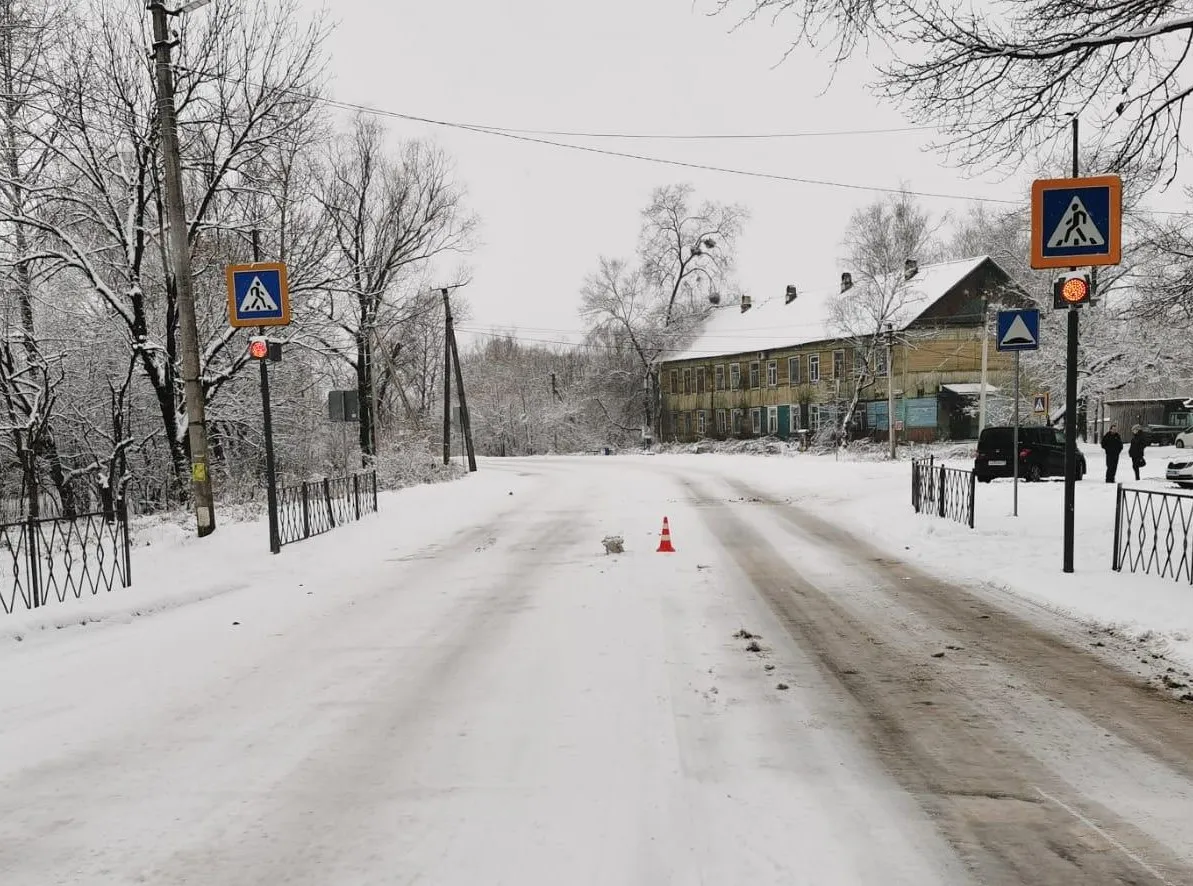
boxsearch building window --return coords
[697,410,706,435]
[809,354,821,382]
[767,360,778,386]
[876,347,888,376]
[715,365,725,390]
[809,404,821,431]
[682,368,692,395]
[767,406,779,434]
[788,355,800,385]
[730,363,741,390]
[732,408,743,434]
[790,404,802,432]
[696,367,706,394]
[833,349,845,380]
[749,361,760,389]
[670,370,678,395]
[716,409,727,433]
[683,412,691,436]
[751,408,762,435]
[670,412,680,437]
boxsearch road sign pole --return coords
[251,231,280,555]
[1063,307,1078,573]
[1013,351,1020,518]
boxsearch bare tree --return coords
[712,0,1193,185]
[312,115,477,462]
[830,189,943,438]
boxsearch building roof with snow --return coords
[663,255,1019,364]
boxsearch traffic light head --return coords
[248,336,282,361]
[1053,271,1092,309]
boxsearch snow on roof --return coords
[941,383,1000,396]
[665,255,992,363]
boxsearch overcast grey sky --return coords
[293,0,1137,347]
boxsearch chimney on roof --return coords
[740,294,752,313]
[785,284,798,304]
[905,258,918,280]
[840,272,853,293]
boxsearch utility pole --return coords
[978,295,989,435]
[443,288,477,472]
[251,230,280,554]
[1063,117,1080,574]
[442,296,452,466]
[148,0,215,536]
[886,323,896,460]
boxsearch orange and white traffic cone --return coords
[656,516,676,553]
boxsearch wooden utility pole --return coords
[148,0,216,536]
[440,286,476,471]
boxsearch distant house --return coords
[656,255,1026,444]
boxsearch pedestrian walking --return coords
[1129,425,1148,481]
[1101,423,1123,483]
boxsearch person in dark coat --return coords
[1128,425,1148,481]
[1101,423,1123,483]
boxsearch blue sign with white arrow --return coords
[996,309,1040,352]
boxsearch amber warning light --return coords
[1052,271,1092,309]
[248,336,281,362]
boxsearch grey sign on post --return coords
[328,390,360,422]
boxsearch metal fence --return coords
[277,470,378,547]
[911,456,976,528]
[1112,485,1193,583]
[0,507,132,615]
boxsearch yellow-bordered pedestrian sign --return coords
[227,262,290,328]
[1030,175,1122,269]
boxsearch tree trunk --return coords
[356,332,375,463]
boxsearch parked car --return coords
[1175,428,1193,448]
[1143,424,1184,446]
[973,425,1087,483]
[1166,457,1193,489]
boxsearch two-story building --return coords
[657,255,1025,444]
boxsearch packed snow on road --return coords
[2,450,1193,885]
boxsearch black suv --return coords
[973,426,1086,483]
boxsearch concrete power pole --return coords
[978,295,989,436]
[148,0,216,536]
[886,323,896,460]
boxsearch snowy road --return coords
[2,456,1193,884]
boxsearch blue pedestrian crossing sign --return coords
[1030,175,1121,269]
[996,308,1040,352]
[226,262,291,328]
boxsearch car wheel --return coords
[1179,439,1186,449]
[1028,464,1043,482]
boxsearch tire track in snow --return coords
[681,475,1193,886]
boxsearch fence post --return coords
[353,473,361,521]
[324,477,334,528]
[119,498,132,586]
[911,461,918,513]
[938,465,947,518]
[371,470,378,512]
[25,516,39,610]
[301,483,310,539]
[1112,483,1124,571]
[968,470,976,529]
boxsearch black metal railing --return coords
[277,470,377,547]
[1113,485,1193,583]
[0,507,132,615]
[911,456,975,528]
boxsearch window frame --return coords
[696,367,706,395]
[715,408,727,434]
[832,349,845,380]
[670,370,678,395]
[729,363,741,390]
[731,408,743,434]
[789,403,802,432]
[767,406,779,434]
[767,360,778,387]
[809,354,821,382]
[682,368,692,395]
[751,408,762,435]
[788,355,800,385]
[715,364,725,391]
[696,410,707,435]
[749,361,760,389]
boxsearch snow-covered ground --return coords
[3,450,1193,883]
[643,440,1193,671]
